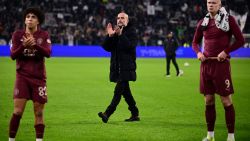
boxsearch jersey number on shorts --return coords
[225,79,230,89]
[38,86,47,97]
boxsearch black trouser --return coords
[105,81,139,117]
[166,55,179,75]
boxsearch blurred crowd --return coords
[0,0,249,46]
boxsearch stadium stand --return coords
[0,0,249,46]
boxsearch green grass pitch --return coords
[0,57,250,141]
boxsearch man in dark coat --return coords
[163,31,182,77]
[98,12,140,123]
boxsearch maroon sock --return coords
[35,124,45,139]
[205,104,216,131]
[9,114,22,138]
[224,104,235,133]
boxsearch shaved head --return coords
[117,12,129,27]
[118,12,128,20]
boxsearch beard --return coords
[118,25,124,29]
[117,21,128,28]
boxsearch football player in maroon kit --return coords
[192,0,245,141]
[8,7,51,141]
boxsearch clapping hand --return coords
[22,33,36,48]
[106,23,115,37]
[114,26,123,36]
[106,23,124,37]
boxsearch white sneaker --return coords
[177,70,184,76]
[202,137,215,141]
[9,138,15,141]
[227,138,235,141]
[166,75,171,78]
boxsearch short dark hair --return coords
[23,7,45,24]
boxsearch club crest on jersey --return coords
[37,38,43,45]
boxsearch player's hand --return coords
[197,52,206,62]
[106,23,115,37]
[217,51,227,62]
[23,33,36,47]
[114,26,123,36]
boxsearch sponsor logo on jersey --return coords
[23,48,37,56]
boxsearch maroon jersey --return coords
[192,15,245,57]
[10,29,51,80]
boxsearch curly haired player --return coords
[8,7,51,141]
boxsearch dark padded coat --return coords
[102,23,138,82]
[163,37,179,57]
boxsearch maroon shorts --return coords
[200,59,234,96]
[13,75,48,104]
